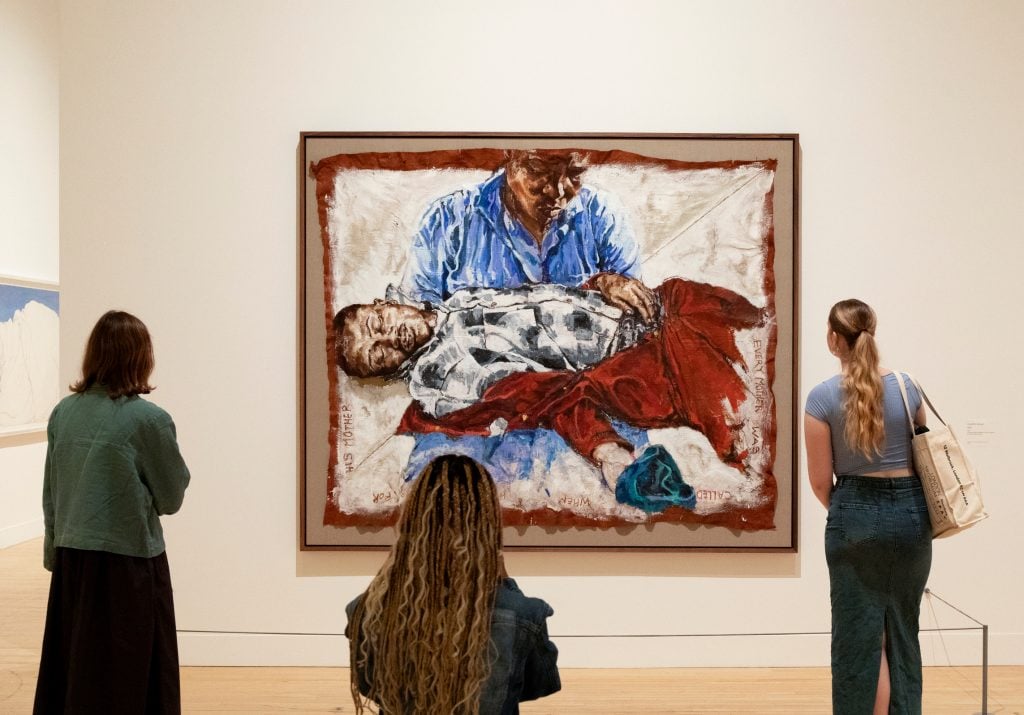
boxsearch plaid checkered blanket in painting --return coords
[406,284,654,417]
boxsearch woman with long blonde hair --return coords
[805,299,931,714]
[345,454,560,714]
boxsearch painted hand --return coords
[593,442,635,493]
[591,273,657,324]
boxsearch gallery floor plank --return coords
[4,538,1021,714]
[176,666,1020,714]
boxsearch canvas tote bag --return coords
[894,372,987,538]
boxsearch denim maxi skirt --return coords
[825,476,932,714]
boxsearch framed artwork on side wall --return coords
[301,133,799,551]
[0,276,60,440]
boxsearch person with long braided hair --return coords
[805,299,931,714]
[345,454,560,714]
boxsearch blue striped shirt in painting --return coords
[400,171,642,306]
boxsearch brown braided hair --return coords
[348,455,503,714]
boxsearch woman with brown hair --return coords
[805,299,931,714]
[34,310,191,714]
[345,454,560,714]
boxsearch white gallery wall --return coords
[0,0,60,548]
[54,1,1023,667]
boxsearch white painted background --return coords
[5,0,1022,667]
[0,0,59,548]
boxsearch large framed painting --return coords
[0,276,60,439]
[301,133,798,551]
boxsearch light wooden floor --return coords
[3,538,1021,714]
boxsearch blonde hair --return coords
[348,455,503,714]
[829,299,885,457]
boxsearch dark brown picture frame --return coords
[300,133,799,552]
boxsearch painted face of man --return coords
[338,301,434,377]
[504,151,586,228]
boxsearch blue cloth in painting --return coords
[400,170,642,306]
[402,422,650,484]
[614,445,696,513]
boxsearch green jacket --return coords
[42,386,191,570]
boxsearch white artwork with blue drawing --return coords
[0,281,60,435]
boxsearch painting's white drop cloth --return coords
[325,163,776,521]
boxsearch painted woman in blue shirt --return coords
[401,150,651,314]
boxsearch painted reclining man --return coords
[334,274,763,494]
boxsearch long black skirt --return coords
[33,547,180,714]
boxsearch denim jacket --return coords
[346,578,560,714]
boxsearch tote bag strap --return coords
[893,371,918,436]
[907,374,948,427]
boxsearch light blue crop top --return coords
[805,372,923,475]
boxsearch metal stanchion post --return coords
[981,624,988,715]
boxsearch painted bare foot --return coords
[593,442,635,493]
